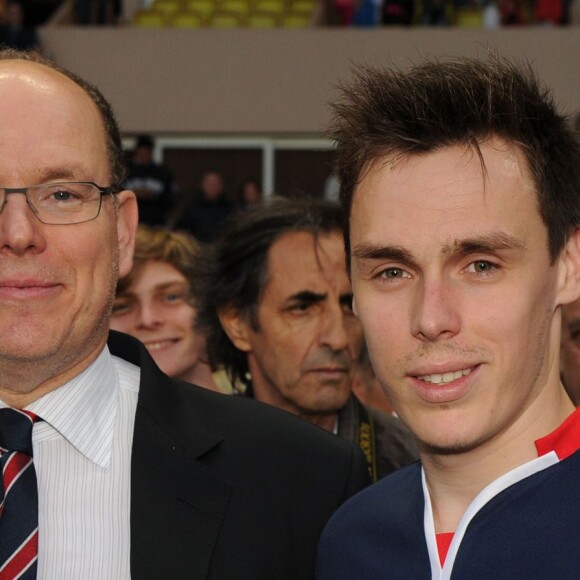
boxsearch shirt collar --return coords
[23,346,118,469]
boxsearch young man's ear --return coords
[218,307,253,352]
[557,228,580,306]
[116,190,139,279]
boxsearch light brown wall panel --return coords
[39,28,580,135]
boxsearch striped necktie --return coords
[0,408,40,580]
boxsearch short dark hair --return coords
[192,197,344,388]
[332,56,580,265]
[135,134,154,150]
[0,48,126,186]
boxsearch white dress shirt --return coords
[0,346,141,580]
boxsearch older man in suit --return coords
[0,49,368,580]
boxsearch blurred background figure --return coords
[561,111,580,400]
[561,298,580,405]
[76,0,120,24]
[124,134,178,227]
[352,343,395,416]
[323,172,340,202]
[421,0,449,24]
[110,226,224,393]
[174,170,234,243]
[0,0,38,50]
[236,177,263,211]
[573,111,580,135]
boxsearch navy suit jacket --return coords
[107,332,369,579]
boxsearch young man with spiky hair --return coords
[317,57,580,579]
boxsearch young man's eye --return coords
[163,291,188,303]
[381,267,409,279]
[467,260,496,273]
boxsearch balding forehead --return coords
[0,58,111,185]
[0,59,103,132]
[0,59,87,96]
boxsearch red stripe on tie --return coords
[2,454,31,494]
[0,529,38,579]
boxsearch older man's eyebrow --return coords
[287,290,327,305]
[442,233,526,257]
[339,293,354,309]
[33,166,91,184]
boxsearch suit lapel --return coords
[108,332,233,579]
[130,409,233,579]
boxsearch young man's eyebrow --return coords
[442,233,526,257]
[154,281,189,291]
[352,234,524,263]
[351,244,414,264]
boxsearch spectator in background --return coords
[323,172,340,202]
[381,0,414,24]
[421,0,449,25]
[124,134,177,227]
[110,226,223,393]
[312,0,357,25]
[559,112,580,405]
[175,170,233,243]
[561,297,580,405]
[352,343,395,415]
[572,111,580,135]
[0,1,38,50]
[193,198,418,482]
[483,0,501,27]
[500,0,526,24]
[236,177,262,211]
[76,0,119,24]
[535,0,564,24]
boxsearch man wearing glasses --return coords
[0,50,368,579]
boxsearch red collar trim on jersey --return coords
[535,407,580,460]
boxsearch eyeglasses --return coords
[0,181,119,225]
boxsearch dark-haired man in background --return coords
[560,296,580,405]
[317,57,580,579]
[124,134,177,227]
[193,197,417,482]
[174,170,233,243]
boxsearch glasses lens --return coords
[29,183,102,225]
